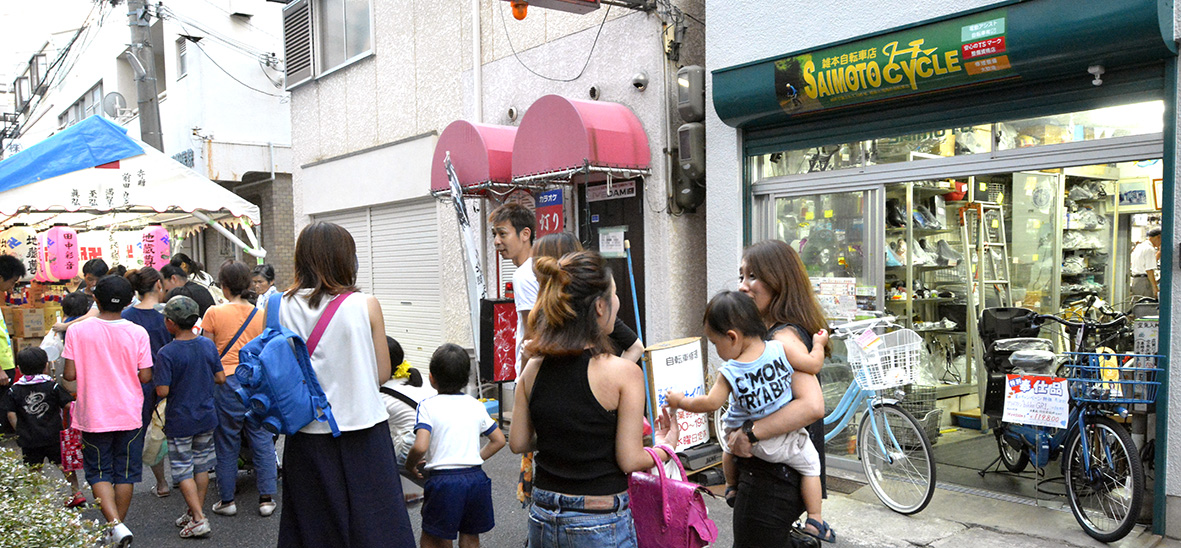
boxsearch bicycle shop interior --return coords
[748,99,1164,502]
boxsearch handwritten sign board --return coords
[535,189,564,237]
[645,337,708,450]
[1002,375,1068,429]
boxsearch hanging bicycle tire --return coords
[1063,415,1144,543]
[857,403,936,514]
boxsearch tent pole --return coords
[191,210,266,260]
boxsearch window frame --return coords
[313,0,375,80]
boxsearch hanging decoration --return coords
[141,225,170,270]
[1,224,38,282]
[33,232,60,283]
[45,225,79,281]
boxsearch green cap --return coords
[163,295,200,323]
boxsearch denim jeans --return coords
[214,375,277,501]
[527,488,637,548]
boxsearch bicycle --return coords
[979,304,1161,542]
[713,316,937,514]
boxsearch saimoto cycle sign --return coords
[1002,374,1068,429]
[773,7,1012,114]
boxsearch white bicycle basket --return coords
[847,328,922,390]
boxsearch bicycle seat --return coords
[1009,350,1057,376]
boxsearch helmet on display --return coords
[943,181,967,202]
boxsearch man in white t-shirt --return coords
[489,203,538,374]
[1130,227,1162,299]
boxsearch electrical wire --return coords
[497,2,611,83]
[156,4,277,64]
[186,36,287,98]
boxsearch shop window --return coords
[282,0,371,89]
[865,125,991,166]
[995,101,1164,150]
[752,141,863,178]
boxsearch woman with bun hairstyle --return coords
[509,250,679,547]
[122,267,173,497]
[725,239,831,546]
[201,260,273,517]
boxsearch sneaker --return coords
[179,518,211,538]
[175,510,193,528]
[259,500,277,517]
[65,492,86,508]
[211,500,237,516]
[106,522,133,548]
[885,246,903,267]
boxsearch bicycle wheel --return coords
[1064,415,1143,543]
[713,403,730,453]
[857,403,936,514]
[995,430,1029,473]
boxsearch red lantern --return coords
[46,225,79,281]
[141,225,170,270]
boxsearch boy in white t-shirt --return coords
[405,343,506,548]
[489,203,537,372]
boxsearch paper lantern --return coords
[1,225,39,282]
[34,232,59,283]
[141,225,170,270]
[45,225,79,281]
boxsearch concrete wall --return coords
[1165,6,1181,537]
[291,1,706,347]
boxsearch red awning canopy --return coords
[511,95,650,183]
[430,121,517,196]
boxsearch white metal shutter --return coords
[282,0,313,89]
[370,199,442,369]
[311,209,372,293]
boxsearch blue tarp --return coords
[0,115,144,193]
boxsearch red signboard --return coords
[493,302,518,382]
[961,36,1007,61]
[535,189,564,238]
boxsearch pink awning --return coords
[430,121,517,194]
[511,95,650,181]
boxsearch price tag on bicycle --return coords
[1002,375,1068,429]
[855,329,882,351]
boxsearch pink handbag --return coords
[628,447,719,548]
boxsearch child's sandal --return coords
[724,485,738,508]
[804,518,836,543]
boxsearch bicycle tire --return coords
[713,403,730,453]
[1064,415,1143,543]
[857,403,936,514]
[995,430,1029,473]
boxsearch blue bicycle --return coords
[714,317,936,514]
[979,306,1160,542]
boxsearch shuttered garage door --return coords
[313,199,442,368]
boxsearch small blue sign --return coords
[591,214,600,223]
[537,189,563,206]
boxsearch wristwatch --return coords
[741,419,759,444]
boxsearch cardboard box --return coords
[1019,124,1071,146]
[2,306,13,333]
[42,304,62,327]
[9,308,46,338]
[11,337,44,355]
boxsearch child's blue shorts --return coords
[422,466,495,540]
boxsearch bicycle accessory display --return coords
[235,292,351,437]
[628,446,718,548]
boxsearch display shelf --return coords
[885,297,953,305]
[885,265,958,273]
[886,227,958,236]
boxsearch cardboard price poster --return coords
[646,337,709,450]
[1002,374,1068,429]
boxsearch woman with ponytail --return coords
[122,267,173,497]
[509,250,679,547]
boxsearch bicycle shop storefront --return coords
[711,0,1176,538]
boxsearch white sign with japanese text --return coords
[1003,375,1069,429]
[646,338,708,450]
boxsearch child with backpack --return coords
[666,290,835,543]
[156,295,226,538]
[405,343,506,548]
[3,347,85,507]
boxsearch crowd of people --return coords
[0,209,834,548]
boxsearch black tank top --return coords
[530,350,628,495]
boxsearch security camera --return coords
[631,71,649,92]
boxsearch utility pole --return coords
[126,0,164,152]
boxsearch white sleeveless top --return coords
[278,290,388,434]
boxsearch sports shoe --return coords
[175,510,193,528]
[211,500,237,516]
[885,246,903,267]
[105,522,133,548]
[179,518,211,538]
[937,239,964,264]
[259,500,277,517]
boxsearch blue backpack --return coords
[235,292,345,437]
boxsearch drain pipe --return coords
[472,0,482,123]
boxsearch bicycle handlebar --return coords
[1036,312,1127,331]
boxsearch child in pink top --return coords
[63,276,153,547]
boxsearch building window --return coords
[177,38,188,78]
[58,82,104,129]
[282,0,372,89]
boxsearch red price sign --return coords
[535,189,564,237]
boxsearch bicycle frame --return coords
[823,372,901,463]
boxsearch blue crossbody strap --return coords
[290,335,341,436]
[266,293,283,330]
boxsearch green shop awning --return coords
[713,0,1176,130]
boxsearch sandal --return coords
[724,485,738,508]
[804,518,836,543]
[154,485,171,498]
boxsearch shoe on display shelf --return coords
[885,246,903,267]
[936,239,963,264]
[886,198,907,228]
[915,205,944,229]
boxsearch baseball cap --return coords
[93,275,134,311]
[164,295,201,323]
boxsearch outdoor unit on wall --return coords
[502,0,599,20]
[282,0,313,89]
